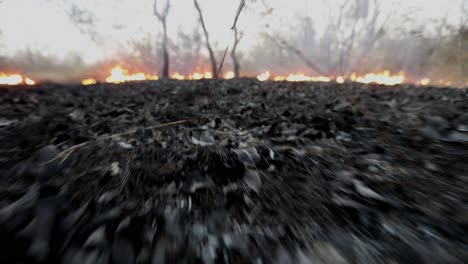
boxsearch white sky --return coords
[0,0,466,64]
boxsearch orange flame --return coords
[420,78,430,86]
[204,72,213,79]
[190,72,203,80]
[224,71,235,79]
[168,71,216,80]
[81,66,462,87]
[263,72,331,82]
[82,78,97,86]
[354,71,404,85]
[81,66,159,85]
[25,78,35,85]
[105,66,156,84]
[0,72,36,86]
[171,72,185,80]
[257,70,405,86]
[257,71,271,81]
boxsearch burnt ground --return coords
[0,79,468,263]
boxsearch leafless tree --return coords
[193,0,217,75]
[351,0,397,71]
[66,4,100,42]
[230,27,242,78]
[154,0,171,78]
[257,2,326,75]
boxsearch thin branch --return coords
[264,33,326,75]
[231,27,242,78]
[231,0,246,29]
[353,0,396,68]
[153,0,170,22]
[216,43,230,83]
[194,0,218,75]
[214,0,246,83]
[44,119,191,165]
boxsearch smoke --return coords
[0,0,466,84]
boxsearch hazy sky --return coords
[0,0,466,65]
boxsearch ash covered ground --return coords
[1,79,468,263]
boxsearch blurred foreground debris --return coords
[1,79,468,263]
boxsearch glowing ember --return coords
[257,71,271,81]
[420,78,430,86]
[0,72,36,86]
[224,71,235,79]
[82,78,97,86]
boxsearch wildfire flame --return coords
[257,71,270,81]
[354,71,404,86]
[25,78,35,85]
[187,71,213,80]
[80,65,459,87]
[0,72,36,86]
[204,72,213,79]
[186,71,214,80]
[224,71,235,79]
[257,70,405,86]
[81,78,97,86]
[171,73,185,80]
[336,76,345,84]
[81,65,221,84]
[191,72,203,80]
[419,78,430,86]
[81,66,159,85]
[104,66,159,84]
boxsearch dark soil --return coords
[1,79,468,263]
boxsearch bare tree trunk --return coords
[231,27,241,78]
[154,0,171,79]
[193,0,217,75]
[161,24,169,78]
[193,29,202,67]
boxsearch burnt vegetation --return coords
[1,0,468,263]
[0,80,468,263]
